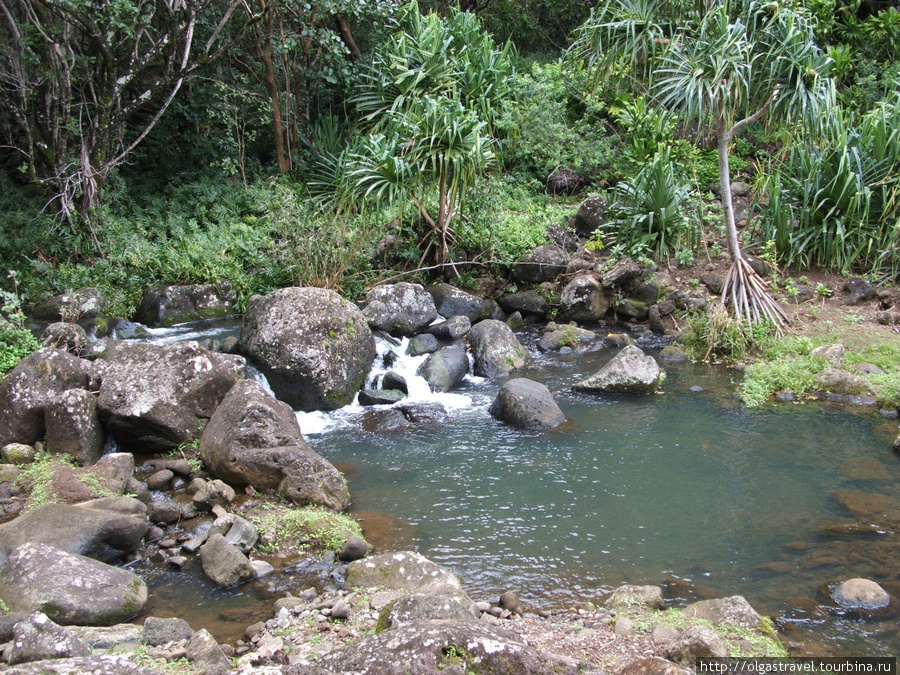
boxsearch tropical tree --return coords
[0,0,246,235]
[333,1,513,272]
[570,0,835,328]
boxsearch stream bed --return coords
[137,321,900,655]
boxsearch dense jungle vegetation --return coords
[1,0,898,350]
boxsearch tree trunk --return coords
[717,115,741,263]
[259,0,290,173]
[335,15,361,60]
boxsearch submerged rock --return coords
[574,345,662,395]
[831,578,891,610]
[240,287,376,411]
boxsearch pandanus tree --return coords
[339,1,513,272]
[570,0,835,328]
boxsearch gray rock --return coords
[499,590,525,616]
[198,379,348,510]
[358,389,405,406]
[406,333,439,356]
[616,298,650,321]
[811,344,846,368]
[145,469,174,491]
[8,613,91,665]
[832,578,891,610]
[574,345,662,395]
[426,284,504,323]
[330,599,351,621]
[468,320,527,378]
[684,595,762,628]
[147,499,182,524]
[346,551,462,594]
[96,341,237,452]
[382,587,478,629]
[666,625,729,664]
[814,369,871,397]
[559,275,611,322]
[382,372,408,394]
[208,513,258,553]
[537,324,595,352]
[0,655,161,675]
[516,245,570,283]
[489,379,566,430]
[0,543,147,625]
[0,348,94,447]
[64,623,143,649]
[135,282,236,327]
[0,612,30,642]
[606,584,667,610]
[362,283,438,337]
[339,535,372,562]
[700,273,725,295]
[425,315,471,340]
[659,345,688,362]
[199,533,254,587]
[614,616,635,636]
[40,323,88,356]
[573,195,608,238]
[602,257,643,288]
[1,443,36,464]
[0,498,148,564]
[191,479,236,512]
[251,559,274,578]
[33,289,108,322]
[621,657,692,675]
[649,305,666,334]
[240,287,376,411]
[315,621,577,675]
[186,628,231,671]
[631,281,661,305]
[362,403,450,433]
[497,292,549,317]
[417,346,469,393]
[842,278,878,306]
[44,389,104,466]
[141,616,195,646]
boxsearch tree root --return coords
[720,257,788,330]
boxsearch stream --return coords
[133,319,900,656]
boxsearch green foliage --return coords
[757,95,900,280]
[0,271,38,376]
[14,453,75,510]
[609,95,676,164]
[253,505,363,554]
[682,305,775,362]
[497,59,621,183]
[601,146,695,260]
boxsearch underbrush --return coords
[252,504,363,555]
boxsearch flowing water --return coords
[139,321,900,654]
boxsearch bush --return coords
[681,305,775,363]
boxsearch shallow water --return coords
[139,322,900,653]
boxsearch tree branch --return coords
[727,85,780,140]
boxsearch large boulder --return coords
[134,282,237,327]
[467,320,527,378]
[0,497,148,564]
[573,195,608,238]
[198,379,349,510]
[0,349,94,447]
[606,585,667,610]
[559,275,611,322]
[379,587,478,629]
[416,346,469,393]
[515,245,570,284]
[573,345,662,395]
[426,284,504,323]
[489,379,566,430]
[0,543,148,625]
[362,283,438,337]
[32,288,108,322]
[44,389,104,465]
[97,341,237,452]
[40,323,88,356]
[497,291,549,317]
[240,287,376,411]
[314,621,580,675]
[346,551,462,595]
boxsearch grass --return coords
[13,452,117,509]
[251,504,363,554]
